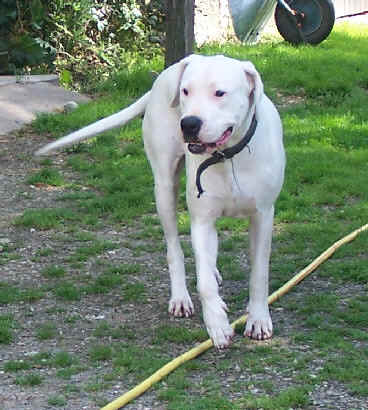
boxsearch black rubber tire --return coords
[275,0,335,45]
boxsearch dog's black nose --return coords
[181,116,203,141]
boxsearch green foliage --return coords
[46,0,164,90]
[0,0,164,85]
[27,167,65,186]
[47,396,67,407]
[0,283,44,305]
[36,322,58,340]
[89,344,113,362]
[14,208,82,229]
[4,360,32,372]
[0,0,55,73]
[0,315,15,344]
[41,265,66,278]
[15,373,43,386]
[53,282,81,301]
[154,325,207,345]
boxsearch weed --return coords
[35,247,55,257]
[167,393,235,410]
[15,373,43,386]
[0,284,43,304]
[94,322,136,340]
[41,265,66,278]
[113,344,167,379]
[27,167,65,186]
[121,282,146,302]
[14,208,81,230]
[4,360,31,372]
[57,366,85,380]
[68,240,119,262]
[153,325,206,345]
[107,263,142,275]
[53,282,81,301]
[84,272,123,295]
[36,322,58,340]
[89,345,113,362]
[0,283,19,304]
[47,395,67,407]
[53,351,77,368]
[238,386,310,409]
[321,351,368,395]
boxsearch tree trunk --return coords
[165,0,194,68]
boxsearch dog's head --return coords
[171,55,263,154]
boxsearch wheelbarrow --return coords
[229,0,335,44]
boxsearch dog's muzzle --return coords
[181,116,209,154]
[181,116,203,143]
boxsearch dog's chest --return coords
[187,156,261,217]
[211,159,257,216]
[221,186,258,217]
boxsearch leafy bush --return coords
[0,0,55,74]
[46,0,165,89]
[0,0,165,88]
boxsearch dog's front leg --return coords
[245,207,274,340]
[191,218,234,348]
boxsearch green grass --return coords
[88,345,113,362]
[0,315,16,344]
[14,208,82,230]
[238,386,310,409]
[4,351,80,374]
[3,23,368,409]
[53,282,81,301]
[121,281,146,302]
[153,324,207,345]
[67,240,118,262]
[112,344,168,379]
[41,265,66,278]
[93,321,136,340]
[36,322,58,340]
[27,167,65,186]
[47,395,67,407]
[0,283,44,305]
[15,373,43,386]
[4,360,32,372]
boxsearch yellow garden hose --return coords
[101,223,368,410]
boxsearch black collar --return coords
[195,114,257,198]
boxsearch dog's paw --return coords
[169,294,194,318]
[244,308,273,340]
[203,298,234,349]
[208,323,234,349]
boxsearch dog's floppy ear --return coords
[242,61,264,108]
[170,54,198,108]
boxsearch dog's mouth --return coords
[187,127,233,155]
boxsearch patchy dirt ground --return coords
[1,129,367,410]
[0,129,167,409]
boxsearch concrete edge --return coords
[0,74,59,87]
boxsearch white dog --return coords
[36,55,285,349]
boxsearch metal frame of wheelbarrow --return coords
[230,0,336,45]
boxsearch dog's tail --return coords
[35,91,151,156]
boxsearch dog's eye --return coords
[215,90,226,97]
[183,88,189,96]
